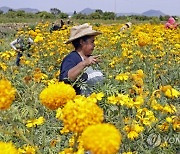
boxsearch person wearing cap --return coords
[120,22,132,32]
[59,23,104,95]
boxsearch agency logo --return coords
[147,133,180,148]
[146,133,161,148]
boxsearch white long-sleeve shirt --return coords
[10,37,33,51]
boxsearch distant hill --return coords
[78,8,167,17]
[17,8,39,13]
[0,6,11,13]
[79,8,96,15]
[0,6,39,13]
[142,10,166,17]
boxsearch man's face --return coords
[81,36,95,56]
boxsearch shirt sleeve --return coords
[60,56,77,80]
[28,37,34,43]
[10,39,18,50]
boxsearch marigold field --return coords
[0,21,180,154]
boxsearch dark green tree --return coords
[102,12,116,20]
[37,11,55,19]
[50,8,61,15]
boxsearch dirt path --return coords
[0,23,29,38]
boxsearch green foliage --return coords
[58,12,68,19]
[50,8,61,15]
[36,11,55,19]
[102,11,116,20]
[88,12,102,19]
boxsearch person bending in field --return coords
[59,23,104,96]
[165,16,179,29]
[50,19,65,33]
[10,34,33,66]
[120,22,132,32]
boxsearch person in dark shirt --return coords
[50,19,65,33]
[59,23,104,95]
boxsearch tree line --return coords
[0,8,177,22]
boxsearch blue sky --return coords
[1,0,180,15]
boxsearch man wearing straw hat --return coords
[59,23,104,95]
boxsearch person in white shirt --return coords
[10,36,33,66]
[120,22,132,32]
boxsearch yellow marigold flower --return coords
[133,95,144,108]
[60,127,69,134]
[33,70,48,83]
[171,88,180,98]
[50,139,59,147]
[26,116,45,128]
[18,145,36,154]
[160,141,168,148]
[0,141,18,154]
[174,43,180,49]
[136,69,145,78]
[163,104,176,114]
[60,96,104,133]
[172,116,180,131]
[34,35,43,43]
[0,62,7,71]
[59,148,73,154]
[166,117,173,123]
[115,73,129,81]
[89,92,104,101]
[81,123,121,154]
[138,32,150,47]
[136,108,157,126]
[117,94,131,106]
[132,85,143,95]
[122,152,133,154]
[134,78,144,87]
[150,98,164,111]
[56,108,63,120]
[160,85,172,92]
[158,122,169,132]
[108,95,118,105]
[160,85,180,98]
[0,79,16,110]
[127,130,139,140]
[39,82,76,110]
[123,117,132,125]
[75,147,85,154]
[164,88,180,98]
[123,123,144,140]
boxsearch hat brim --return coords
[65,30,102,44]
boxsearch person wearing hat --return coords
[59,23,104,95]
[120,22,132,32]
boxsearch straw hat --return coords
[125,22,132,28]
[65,23,102,44]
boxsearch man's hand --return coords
[84,55,101,66]
[15,49,21,53]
